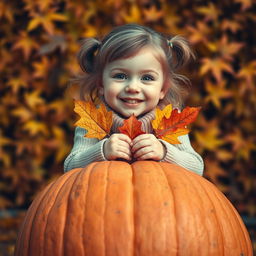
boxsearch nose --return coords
[125,79,140,93]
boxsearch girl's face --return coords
[101,47,167,117]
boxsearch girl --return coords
[64,24,204,175]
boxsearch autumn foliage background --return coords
[0,0,255,254]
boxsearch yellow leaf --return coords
[205,80,233,108]
[0,135,12,147]
[196,3,220,22]
[221,19,242,33]
[200,57,234,82]
[82,25,98,38]
[206,36,244,61]
[23,120,49,136]
[27,17,43,31]
[187,22,210,44]
[237,61,256,91]
[13,31,39,60]
[74,100,113,140]
[47,13,68,22]
[194,128,224,151]
[215,149,233,162]
[24,90,45,109]
[28,12,67,34]
[225,129,256,160]
[11,107,33,122]
[143,6,163,22]
[33,57,51,78]
[7,78,27,93]
[161,128,189,144]
[122,4,141,23]
[52,127,71,162]
[37,0,53,11]
[152,104,172,130]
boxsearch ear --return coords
[159,78,170,100]
[159,86,168,100]
[99,86,104,96]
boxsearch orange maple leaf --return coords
[74,100,113,140]
[152,105,201,144]
[12,31,39,60]
[200,57,234,82]
[118,114,145,140]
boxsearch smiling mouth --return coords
[121,98,143,104]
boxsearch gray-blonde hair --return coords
[73,24,195,109]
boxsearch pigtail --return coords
[168,35,195,71]
[163,35,196,109]
[77,38,101,73]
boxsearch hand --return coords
[103,134,132,161]
[131,134,166,161]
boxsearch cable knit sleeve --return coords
[64,127,107,172]
[159,134,204,176]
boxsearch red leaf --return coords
[153,106,201,144]
[118,114,145,139]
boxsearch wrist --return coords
[103,139,110,160]
[160,141,167,160]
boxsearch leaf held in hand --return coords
[74,100,113,140]
[152,104,201,144]
[118,114,145,139]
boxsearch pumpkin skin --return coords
[15,161,252,256]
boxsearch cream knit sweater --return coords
[64,109,204,175]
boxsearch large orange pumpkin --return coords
[15,161,252,256]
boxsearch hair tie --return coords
[167,40,173,48]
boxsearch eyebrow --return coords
[110,68,159,76]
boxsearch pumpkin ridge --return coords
[131,162,135,256]
[210,182,252,255]
[104,161,112,256]
[174,166,207,255]
[35,172,73,255]
[212,186,244,254]
[29,182,58,255]
[16,180,55,256]
[224,199,253,254]
[82,162,97,255]
[152,162,169,253]
[182,169,224,255]
[160,163,179,254]
[63,167,86,255]
[43,169,80,255]
[80,165,93,256]
[37,181,65,256]
[133,161,179,255]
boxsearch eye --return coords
[112,73,127,80]
[141,74,155,81]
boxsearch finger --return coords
[117,152,132,161]
[116,133,132,145]
[132,134,150,145]
[107,147,132,160]
[137,151,161,161]
[117,145,132,157]
[131,140,151,153]
[133,146,153,159]
[108,152,131,161]
[132,135,157,152]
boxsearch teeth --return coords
[123,99,140,104]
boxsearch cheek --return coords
[103,84,120,101]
